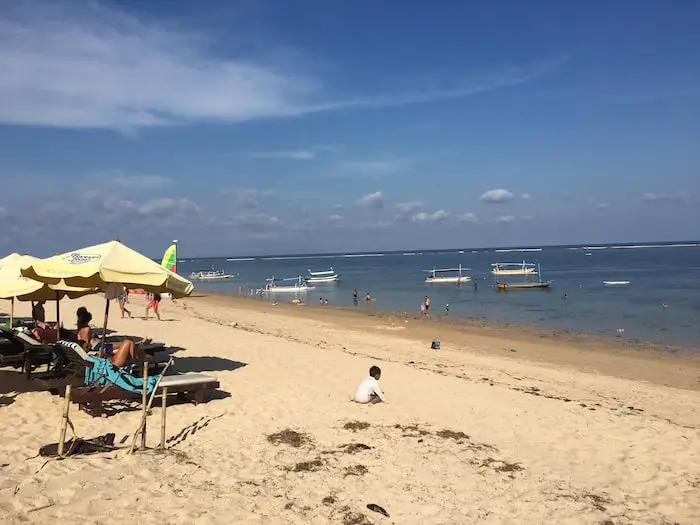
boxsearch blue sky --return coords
[1,0,698,257]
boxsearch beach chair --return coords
[0,331,25,368]
[57,341,220,417]
[0,327,56,378]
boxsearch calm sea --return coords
[177,243,700,348]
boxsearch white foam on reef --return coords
[262,254,339,261]
[609,243,699,250]
[494,248,543,253]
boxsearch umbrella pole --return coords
[10,297,14,328]
[56,291,60,336]
[101,298,110,356]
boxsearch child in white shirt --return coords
[354,366,387,404]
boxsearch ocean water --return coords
[177,243,700,348]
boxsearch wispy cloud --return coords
[494,215,517,224]
[355,191,384,209]
[251,150,317,160]
[220,187,275,210]
[328,214,343,223]
[597,203,609,211]
[521,193,531,200]
[642,192,689,203]
[337,157,412,177]
[395,201,423,219]
[137,197,200,216]
[104,172,172,189]
[0,2,567,131]
[479,188,514,204]
[250,145,343,160]
[493,214,534,225]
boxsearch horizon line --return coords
[161,239,700,261]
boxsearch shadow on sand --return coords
[174,356,247,374]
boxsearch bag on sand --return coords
[39,433,117,457]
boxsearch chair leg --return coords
[194,390,204,405]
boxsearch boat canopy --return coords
[307,268,336,276]
[423,265,470,273]
[491,262,536,267]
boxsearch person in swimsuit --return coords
[76,307,146,368]
[118,286,132,319]
[145,292,161,321]
[32,300,46,323]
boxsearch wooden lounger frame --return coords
[71,377,220,417]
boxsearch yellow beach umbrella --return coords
[21,240,194,350]
[0,253,96,328]
[21,240,193,298]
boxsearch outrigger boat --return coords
[424,264,471,284]
[190,269,233,280]
[305,267,339,284]
[491,261,537,276]
[497,264,552,290]
[263,276,313,293]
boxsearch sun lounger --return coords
[56,341,219,416]
[71,374,220,417]
[0,333,25,368]
[54,340,170,381]
[0,327,56,378]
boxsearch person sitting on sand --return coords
[354,366,387,404]
[76,307,148,368]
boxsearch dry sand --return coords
[1,293,699,524]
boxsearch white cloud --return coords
[479,188,514,204]
[642,192,688,203]
[494,215,516,224]
[328,214,343,222]
[0,2,566,131]
[0,207,7,219]
[521,193,531,200]
[338,158,412,177]
[355,191,384,209]
[395,201,423,219]
[410,210,449,224]
[597,203,609,211]
[458,212,478,223]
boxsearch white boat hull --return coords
[426,276,472,283]
[306,275,339,283]
[603,281,630,285]
[194,275,232,280]
[491,268,537,276]
[264,286,313,293]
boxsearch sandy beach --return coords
[1,293,699,524]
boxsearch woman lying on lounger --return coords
[76,307,149,368]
